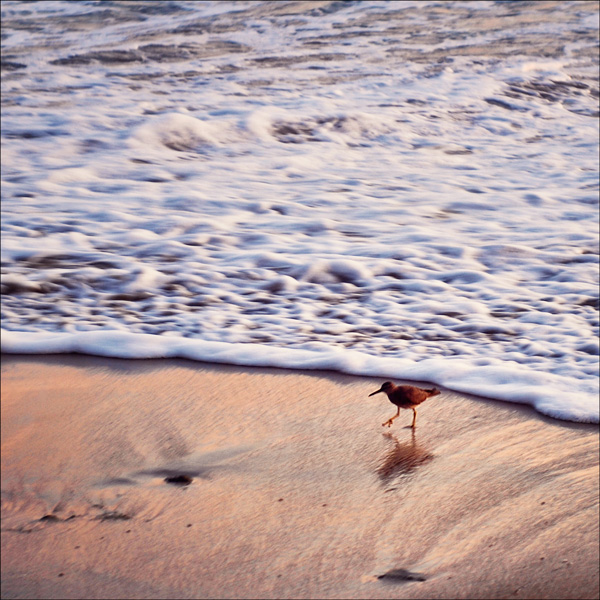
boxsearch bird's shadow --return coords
[376,431,434,482]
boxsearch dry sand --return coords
[1,354,598,600]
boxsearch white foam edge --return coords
[1,329,598,424]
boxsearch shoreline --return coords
[2,330,598,426]
[1,351,597,430]
[2,354,598,599]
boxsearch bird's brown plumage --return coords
[369,381,440,428]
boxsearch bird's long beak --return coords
[369,388,384,397]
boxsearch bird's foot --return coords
[382,420,393,427]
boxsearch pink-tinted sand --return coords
[1,354,598,599]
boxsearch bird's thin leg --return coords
[411,408,417,428]
[382,407,400,427]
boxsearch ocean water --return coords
[1,0,598,423]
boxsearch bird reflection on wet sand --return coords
[377,431,434,482]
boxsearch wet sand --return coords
[1,354,598,600]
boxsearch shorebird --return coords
[369,382,440,428]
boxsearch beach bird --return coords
[369,382,440,428]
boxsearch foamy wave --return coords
[129,108,400,154]
[2,329,598,424]
[130,112,238,151]
[245,107,398,146]
[2,1,598,428]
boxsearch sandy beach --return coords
[1,354,598,600]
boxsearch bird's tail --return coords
[426,388,441,397]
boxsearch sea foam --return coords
[1,1,598,424]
